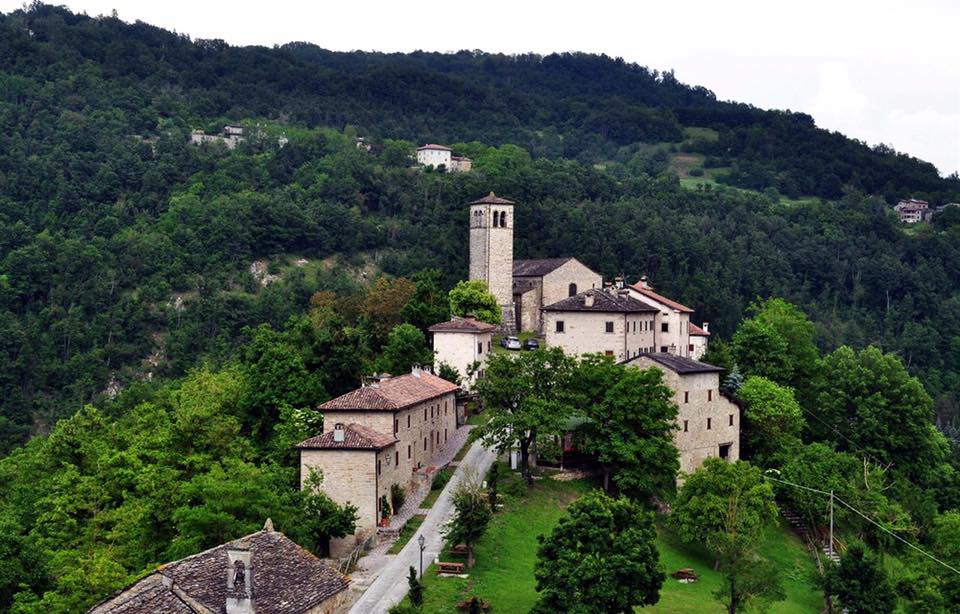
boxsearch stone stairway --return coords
[780,506,840,566]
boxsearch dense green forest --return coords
[1,3,959,453]
[0,3,959,612]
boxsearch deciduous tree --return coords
[532,491,664,613]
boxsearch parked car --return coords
[522,338,540,351]
[500,336,521,350]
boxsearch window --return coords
[683,420,689,432]
[492,211,500,227]
[729,414,734,426]
[689,344,694,353]
[719,443,731,460]
[444,428,448,442]
[478,342,483,354]
[660,346,668,353]
[394,419,398,434]
[555,320,565,333]
[395,451,399,465]
[632,321,637,333]
[407,415,411,428]
[377,460,381,475]
[568,283,577,297]
[424,408,427,420]
[604,350,614,357]
[605,321,614,333]
[707,417,712,430]
[487,341,491,351]
[424,438,427,451]
[500,212,508,227]
[407,445,411,459]
[708,390,713,402]
[661,322,669,333]
[684,391,689,403]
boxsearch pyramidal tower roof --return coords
[469,191,515,205]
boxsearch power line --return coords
[832,493,960,576]
[765,473,960,577]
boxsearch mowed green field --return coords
[407,465,823,613]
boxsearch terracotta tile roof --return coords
[297,423,398,450]
[89,526,349,614]
[630,284,695,313]
[689,322,710,336]
[624,352,724,375]
[468,191,515,205]
[417,143,451,151]
[513,257,573,277]
[543,288,658,313]
[319,371,458,412]
[428,317,496,333]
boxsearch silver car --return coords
[500,336,522,350]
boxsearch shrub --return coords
[431,467,453,491]
[391,483,406,513]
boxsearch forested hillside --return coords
[0,4,959,613]
[1,3,960,454]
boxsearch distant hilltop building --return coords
[416,143,472,172]
[89,520,349,614]
[894,198,929,223]
[190,125,245,150]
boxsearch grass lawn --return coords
[388,514,426,554]
[406,465,824,613]
[491,332,541,355]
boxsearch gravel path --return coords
[348,439,497,614]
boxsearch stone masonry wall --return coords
[540,260,603,311]
[543,311,655,362]
[629,357,740,476]
[469,203,514,327]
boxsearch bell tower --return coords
[468,192,515,330]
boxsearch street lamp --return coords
[417,534,426,577]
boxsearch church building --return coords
[468,192,602,333]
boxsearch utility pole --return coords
[828,490,834,559]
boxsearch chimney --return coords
[668,343,677,355]
[584,293,594,307]
[638,275,651,289]
[411,365,422,378]
[702,322,709,334]
[603,280,613,290]
[614,276,624,290]
[333,423,346,443]
[226,548,254,614]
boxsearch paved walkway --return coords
[348,439,498,614]
[389,425,474,529]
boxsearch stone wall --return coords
[628,357,740,476]
[469,203,514,328]
[300,449,379,532]
[515,285,542,333]
[540,259,603,312]
[543,311,655,362]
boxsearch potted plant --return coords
[379,495,391,527]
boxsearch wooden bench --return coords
[449,544,468,557]
[436,561,465,575]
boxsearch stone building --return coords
[469,192,517,329]
[429,316,496,388]
[416,143,452,168]
[88,520,349,614]
[450,155,473,172]
[467,193,603,333]
[624,353,739,476]
[189,126,245,150]
[513,258,602,333]
[688,322,710,360]
[298,367,458,552]
[542,286,658,362]
[627,276,707,358]
[895,198,929,223]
